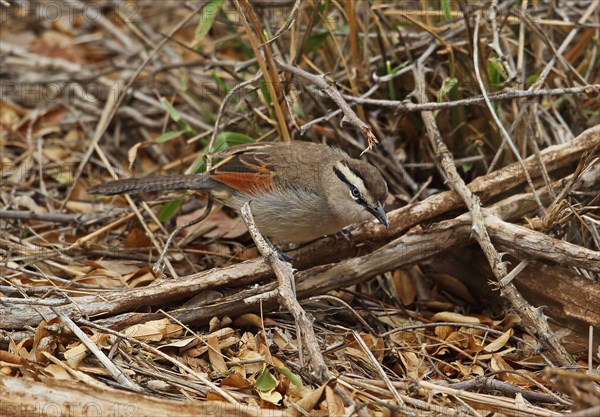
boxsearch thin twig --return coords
[414,31,576,366]
[339,85,600,112]
[239,202,329,382]
[275,60,379,152]
[55,310,142,392]
[75,318,239,404]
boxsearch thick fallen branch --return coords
[486,215,600,270]
[0,260,271,329]
[0,376,283,417]
[290,125,599,268]
[167,210,599,328]
[405,50,590,366]
[515,263,600,347]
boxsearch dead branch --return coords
[339,85,600,112]
[240,202,330,383]
[275,60,379,150]
[0,376,276,417]
[291,125,599,268]
[168,207,600,327]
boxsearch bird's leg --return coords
[152,198,214,277]
[264,238,294,262]
[277,249,294,262]
[335,227,353,245]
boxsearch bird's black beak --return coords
[369,202,388,228]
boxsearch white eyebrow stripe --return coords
[335,162,368,196]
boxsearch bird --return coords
[89,141,389,244]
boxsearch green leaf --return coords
[211,69,229,95]
[194,0,224,43]
[255,366,278,391]
[216,131,255,146]
[487,58,508,87]
[190,157,206,174]
[386,60,396,100]
[259,79,272,105]
[161,99,196,134]
[274,365,303,387]
[156,130,186,143]
[158,199,183,222]
[441,0,452,21]
[188,132,254,174]
[436,77,458,102]
[304,32,330,53]
[293,103,305,119]
[527,74,539,86]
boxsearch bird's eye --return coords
[350,187,360,199]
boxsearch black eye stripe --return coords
[333,166,349,186]
[334,167,367,205]
[334,167,356,192]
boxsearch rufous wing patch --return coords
[209,151,274,194]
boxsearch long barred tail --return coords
[88,174,215,195]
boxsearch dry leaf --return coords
[454,360,484,377]
[429,273,477,304]
[221,373,253,390]
[124,228,152,248]
[93,260,139,275]
[79,268,127,288]
[183,207,248,239]
[494,314,522,330]
[159,336,197,349]
[324,385,345,417]
[29,321,55,363]
[431,312,481,324]
[389,330,419,347]
[127,270,156,288]
[392,269,417,306]
[376,314,415,328]
[235,350,264,375]
[466,334,485,354]
[128,142,144,169]
[207,336,227,374]
[491,354,533,386]
[272,328,297,350]
[398,351,422,379]
[44,364,73,380]
[63,342,87,369]
[234,314,266,328]
[0,350,24,366]
[483,328,514,353]
[257,387,283,406]
[292,382,328,416]
[435,325,455,340]
[123,319,182,342]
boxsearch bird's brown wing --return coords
[209,147,275,195]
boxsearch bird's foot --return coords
[264,237,294,262]
[277,250,294,262]
[335,228,353,245]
